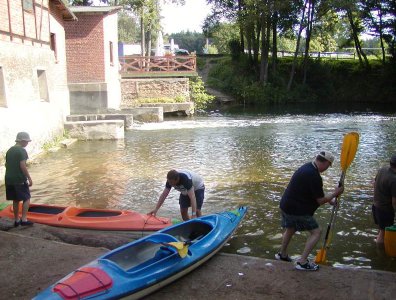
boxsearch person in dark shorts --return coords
[149,169,205,221]
[5,132,34,227]
[276,151,344,271]
[372,154,396,244]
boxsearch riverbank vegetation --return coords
[205,55,396,106]
[200,0,396,107]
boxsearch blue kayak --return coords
[34,206,248,300]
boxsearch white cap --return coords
[317,151,335,165]
[15,132,32,142]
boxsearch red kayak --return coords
[0,203,177,231]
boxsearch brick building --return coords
[65,6,122,114]
[0,0,76,184]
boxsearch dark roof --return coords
[53,0,77,21]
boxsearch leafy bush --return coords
[228,39,242,60]
[189,76,215,110]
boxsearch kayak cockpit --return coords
[99,220,214,273]
[28,205,65,214]
[162,219,214,242]
[100,233,179,272]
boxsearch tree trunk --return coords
[287,0,308,91]
[347,9,369,68]
[253,21,261,66]
[272,11,278,74]
[147,29,152,57]
[140,14,145,57]
[303,0,315,85]
[238,0,245,53]
[378,7,386,64]
[246,28,253,64]
[260,11,270,84]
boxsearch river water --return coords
[1,111,396,272]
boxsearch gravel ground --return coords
[1,220,396,300]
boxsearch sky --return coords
[93,0,212,34]
[160,0,212,34]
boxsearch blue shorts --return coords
[6,182,31,202]
[372,205,394,229]
[179,188,204,209]
[281,211,319,231]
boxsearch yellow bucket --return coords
[384,225,396,257]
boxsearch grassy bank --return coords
[205,56,396,108]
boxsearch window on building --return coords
[109,41,114,65]
[50,33,58,62]
[23,0,34,13]
[37,70,49,102]
[0,67,7,107]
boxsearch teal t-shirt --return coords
[5,145,28,184]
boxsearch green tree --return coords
[210,23,240,53]
[118,11,140,43]
[169,31,206,53]
[361,0,396,63]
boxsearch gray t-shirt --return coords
[165,170,204,195]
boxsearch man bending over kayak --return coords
[149,170,205,221]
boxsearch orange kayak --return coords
[0,203,177,231]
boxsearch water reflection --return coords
[1,113,396,272]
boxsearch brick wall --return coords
[65,14,105,83]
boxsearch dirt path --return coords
[197,57,235,105]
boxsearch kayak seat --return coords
[102,234,179,272]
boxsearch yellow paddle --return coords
[315,132,359,264]
[165,241,190,258]
[164,234,204,258]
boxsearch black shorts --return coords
[372,205,394,229]
[6,182,31,202]
[179,188,205,209]
[281,211,319,231]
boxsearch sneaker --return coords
[275,252,292,262]
[14,220,20,227]
[20,220,34,226]
[295,260,319,271]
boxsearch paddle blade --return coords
[166,242,189,258]
[0,202,9,211]
[314,248,326,264]
[340,132,359,172]
[177,246,189,258]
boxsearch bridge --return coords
[119,55,197,78]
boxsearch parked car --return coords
[174,49,189,56]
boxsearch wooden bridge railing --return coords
[119,55,197,74]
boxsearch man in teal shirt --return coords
[5,132,34,227]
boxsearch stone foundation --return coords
[121,78,190,108]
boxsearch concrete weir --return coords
[64,119,124,140]
[63,103,192,140]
